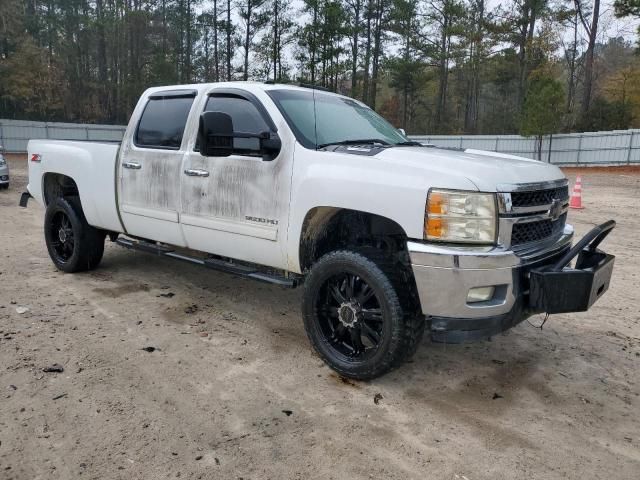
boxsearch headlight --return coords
[0,159,5,166]
[424,189,497,244]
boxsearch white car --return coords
[21,82,615,379]
[0,147,9,189]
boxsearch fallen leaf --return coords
[42,364,64,373]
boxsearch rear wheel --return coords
[302,250,424,380]
[44,196,105,272]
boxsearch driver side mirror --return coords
[198,111,234,157]
[198,110,282,160]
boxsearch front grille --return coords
[511,186,569,208]
[511,213,567,246]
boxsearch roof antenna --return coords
[313,87,319,150]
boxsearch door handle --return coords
[122,161,142,170]
[184,169,210,177]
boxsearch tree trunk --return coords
[204,28,210,80]
[227,0,232,81]
[310,3,318,83]
[581,0,600,116]
[516,2,533,113]
[464,46,478,133]
[321,6,327,87]
[351,0,361,96]
[537,134,543,160]
[464,0,483,134]
[186,0,192,82]
[523,6,537,99]
[243,1,252,80]
[214,0,219,82]
[273,0,278,80]
[95,0,108,116]
[370,0,384,109]
[362,2,372,103]
[435,12,449,129]
[402,21,410,129]
[178,0,185,82]
[47,0,54,61]
[566,11,578,117]
[162,0,167,56]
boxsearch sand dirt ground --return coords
[1,155,639,479]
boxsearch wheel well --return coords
[299,207,411,273]
[43,173,79,206]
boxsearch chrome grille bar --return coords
[496,179,570,251]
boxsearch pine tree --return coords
[520,73,565,160]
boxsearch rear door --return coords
[118,89,197,246]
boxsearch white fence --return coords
[1,118,638,166]
[410,130,640,166]
[0,119,126,153]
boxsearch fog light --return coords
[467,286,495,303]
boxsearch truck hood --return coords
[373,146,565,191]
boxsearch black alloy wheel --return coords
[303,250,424,380]
[44,196,105,273]
[317,271,385,361]
[48,210,76,264]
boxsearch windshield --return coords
[267,89,408,149]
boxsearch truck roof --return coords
[141,81,346,98]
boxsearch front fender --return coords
[286,148,477,272]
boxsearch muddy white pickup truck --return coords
[22,82,616,379]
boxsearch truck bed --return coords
[26,139,123,233]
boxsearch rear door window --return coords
[135,93,195,149]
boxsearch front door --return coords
[118,89,197,246]
[180,88,292,269]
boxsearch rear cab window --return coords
[135,90,197,149]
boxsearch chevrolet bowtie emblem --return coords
[548,198,563,221]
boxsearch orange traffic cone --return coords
[569,175,584,209]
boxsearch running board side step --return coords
[115,237,300,288]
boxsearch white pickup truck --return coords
[22,82,616,379]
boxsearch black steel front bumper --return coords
[426,220,616,343]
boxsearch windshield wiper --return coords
[316,138,391,149]
[389,140,423,147]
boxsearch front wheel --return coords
[302,250,424,380]
[44,196,105,273]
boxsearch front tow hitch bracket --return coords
[529,220,616,314]
[550,219,616,271]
